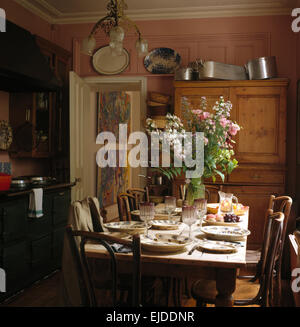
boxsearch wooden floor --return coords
[0,268,295,307]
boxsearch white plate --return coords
[201,225,250,241]
[92,45,130,75]
[150,220,182,230]
[104,221,146,234]
[196,240,238,254]
[141,233,192,253]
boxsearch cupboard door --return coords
[222,184,284,249]
[230,86,286,165]
[52,226,65,268]
[0,198,28,244]
[1,241,30,295]
[174,86,230,118]
[52,190,71,226]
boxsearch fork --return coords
[188,243,200,255]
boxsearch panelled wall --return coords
[57,15,298,202]
[3,3,299,205]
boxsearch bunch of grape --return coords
[224,213,240,223]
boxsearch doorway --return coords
[69,72,147,220]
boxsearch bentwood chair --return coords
[65,225,142,307]
[191,212,284,307]
[127,187,150,209]
[117,192,136,221]
[242,195,292,305]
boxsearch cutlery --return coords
[188,244,200,255]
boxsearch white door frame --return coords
[83,75,147,220]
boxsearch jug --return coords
[218,191,238,213]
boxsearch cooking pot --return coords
[245,56,277,80]
[174,67,193,80]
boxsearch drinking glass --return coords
[194,198,207,228]
[182,205,197,239]
[164,196,176,220]
[139,202,155,238]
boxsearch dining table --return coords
[85,204,250,307]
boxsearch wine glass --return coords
[164,196,176,220]
[139,202,154,238]
[194,198,207,228]
[182,205,197,239]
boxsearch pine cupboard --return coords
[174,79,288,249]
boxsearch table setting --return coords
[103,193,250,256]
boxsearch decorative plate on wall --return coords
[92,45,130,75]
[0,120,13,150]
[144,48,181,74]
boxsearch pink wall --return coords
[55,15,298,197]
[0,1,298,197]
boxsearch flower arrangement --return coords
[145,96,241,203]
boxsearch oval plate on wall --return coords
[144,47,181,74]
[92,45,130,75]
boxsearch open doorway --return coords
[70,73,147,221]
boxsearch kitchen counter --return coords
[0,181,76,198]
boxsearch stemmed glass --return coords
[164,196,176,220]
[194,198,207,228]
[139,202,155,238]
[182,205,197,239]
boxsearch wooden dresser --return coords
[174,79,288,249]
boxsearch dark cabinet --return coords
[0,187,71,301]
[0,197,28,243]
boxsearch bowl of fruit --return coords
[203,213,241,226]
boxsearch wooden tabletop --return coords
[86,205,249,270]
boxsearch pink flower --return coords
[191,109,202,116]
[229,123,240,136]
[219,117,229,128]
[202,112,210,119]
[204,137,209,145]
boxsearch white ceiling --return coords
[14,0,297,24]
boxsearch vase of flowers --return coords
[145,96,241,205]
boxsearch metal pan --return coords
[245,56,277,80]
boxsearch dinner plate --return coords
[196,239,238,254]
[140,233,192,253]
[201,225,250,241]
[104,221,146,234]
[144,48,181,74]
[150,220,182,230]
[131,209,181,221]
[92,45,130,75]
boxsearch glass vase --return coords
[185,177,205,205]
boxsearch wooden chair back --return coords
[127,187,150,210]
[259,212,284,306]
[178,183,222,203]
[117,192,136,221]
[65,225,141,307]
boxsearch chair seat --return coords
[191,278,260,304]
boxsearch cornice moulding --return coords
[14,0,292,25]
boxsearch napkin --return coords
[28,188,43,218]
[111,243,132,253]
